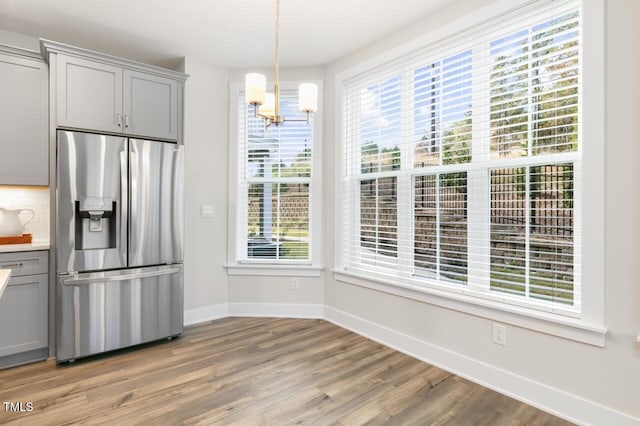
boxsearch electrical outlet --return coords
[291,277,300,290]
[492,323,507,346]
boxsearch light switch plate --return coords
[201,205,214,218]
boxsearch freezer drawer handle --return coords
[62,267,182,286]
[1,262,23,268]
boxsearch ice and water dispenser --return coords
[75,197,117,250]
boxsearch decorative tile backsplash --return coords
[0,186,50,242]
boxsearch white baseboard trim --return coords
[228,303,324,319]
[184,303,228,326]
[323,306,639,426]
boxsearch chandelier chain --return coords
[274,0,280,120]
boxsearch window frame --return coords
[333,0,606,345]
[228,80,324,276]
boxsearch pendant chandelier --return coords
[245,0,318,127]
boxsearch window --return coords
[340,1,586,316]
[229,82,322,274]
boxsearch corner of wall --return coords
[182,57,231,311]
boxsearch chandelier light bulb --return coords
[259,92,276,118]
[299,83,318,113]
[245,73,266,105]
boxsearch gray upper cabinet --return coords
[123,70,178,140]
[56,54,123,134]
[42,40,187,142]
[0,48,48,185]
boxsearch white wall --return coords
[228,275,323,305]
[182,58,230,312]
[322,0,640,421]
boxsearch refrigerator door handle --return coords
[120,149,129,264]
[129,150,139,262]
[62,266,182,286]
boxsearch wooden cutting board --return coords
[0,234,32,245]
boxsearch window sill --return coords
[226,264,323,277]
[332,269,607,347]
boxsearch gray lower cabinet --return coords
[0,47,48,185]
[0,251,48,369]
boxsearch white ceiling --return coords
[0,0,452,69]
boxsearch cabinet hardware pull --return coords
[116,113,122,127]
[124,115,130,128]
[1,262,23,268]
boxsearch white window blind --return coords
[341,0,581,314]
[237,90,314,263]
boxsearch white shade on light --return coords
[259,92,276,117]
[245,73,266,105]
[298,83,318,113]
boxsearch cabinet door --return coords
[123,70,178,140]
[0,274,48,357]
[0,53,48,185]
[57,54,123,134]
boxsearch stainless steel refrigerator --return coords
[56,130,184,362]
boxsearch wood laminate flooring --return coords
[0,318,572,425]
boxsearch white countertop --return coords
[0,269,10,300]
[0,241,50,253]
